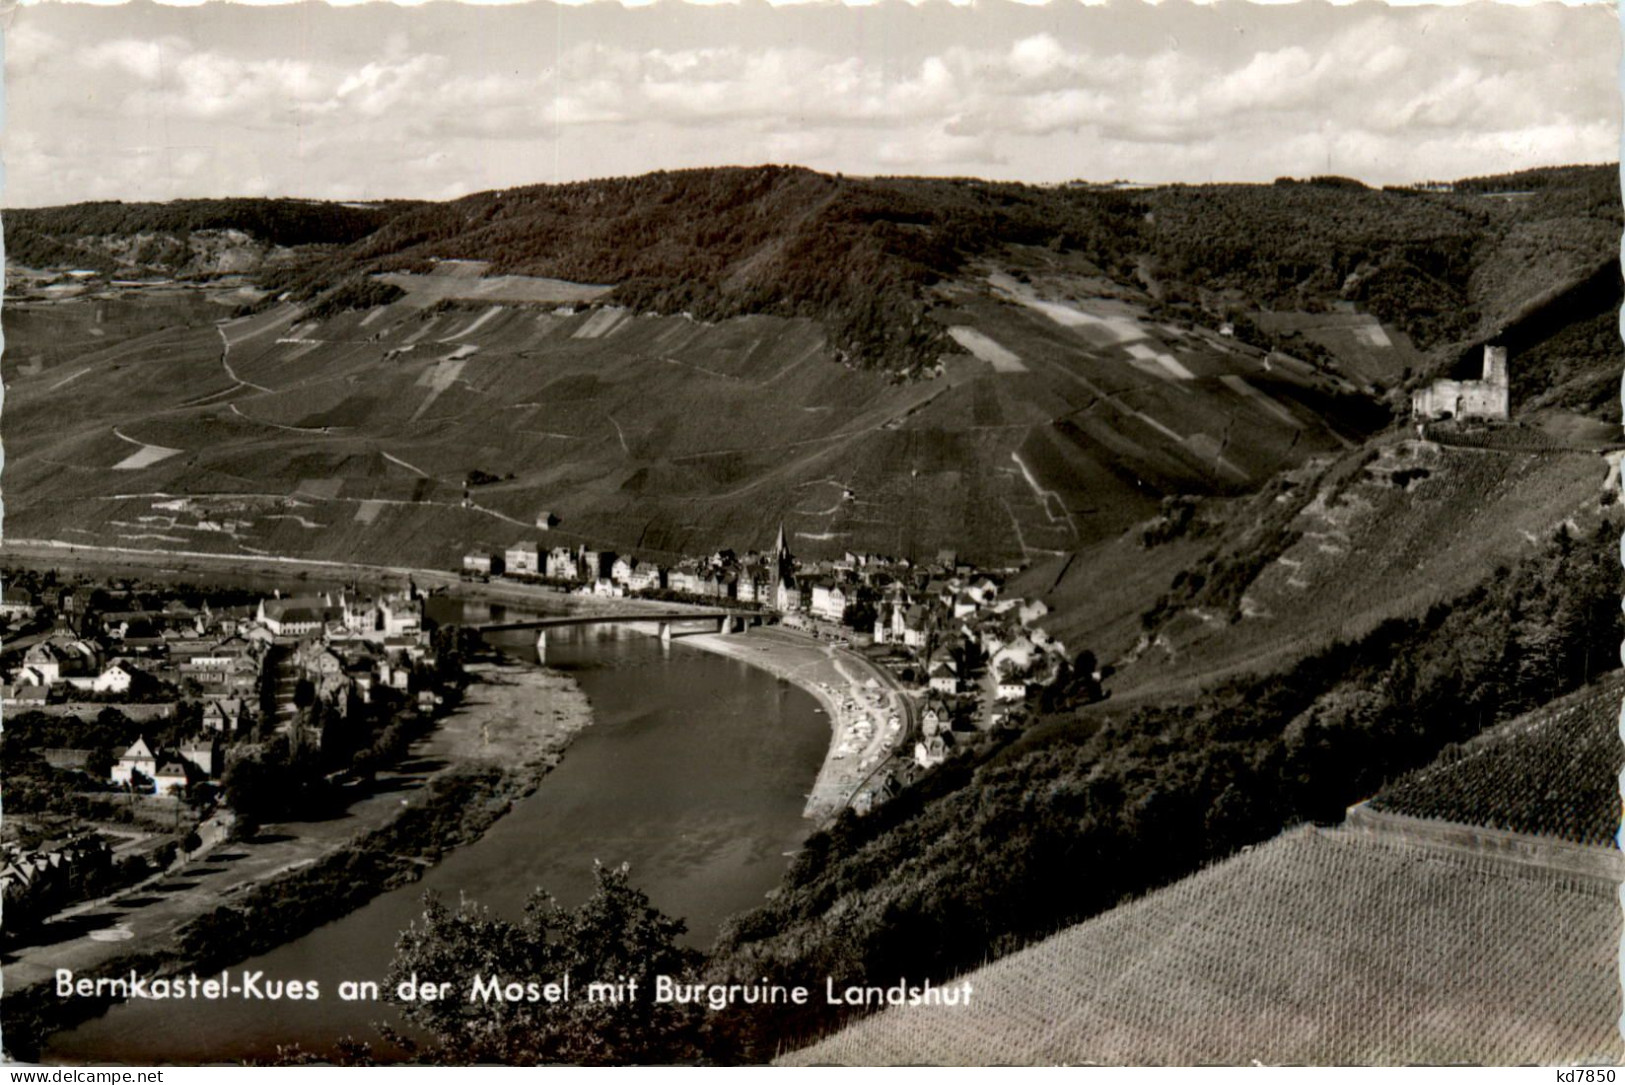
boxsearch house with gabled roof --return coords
[0,586,38,622]
[153,758,192,795]
[178,735,222,778]
[258,595,342,637]
[928,659,960,695]
[111,737,159,787]
[202,698,247,734]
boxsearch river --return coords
[43,602,829,1064]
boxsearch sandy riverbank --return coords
[1,659,593,1053]
[436,659,593,773]
[680,627,912,822]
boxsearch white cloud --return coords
[79,38,174,82]
[1,1,1615,205]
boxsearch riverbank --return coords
[2,539,736,622]
[679,628,913,822]
[2,659,593,1062]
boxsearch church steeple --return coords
[774,522,794,584]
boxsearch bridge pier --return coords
[659,621,671,644]
[535,629,546,663]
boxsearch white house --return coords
[811,582,848,623]
[547,547,579,580]
[378,596,422,638]
[928,660,960,695]
[992,635,1038,676]
[178,736,222,778]
[914,735,949,769]
[997,680,1028,702]
[110,738,158,787]
[920,701,949,736]
[92,661,136,695]
[669,568,704,597]
[258,596,338,637]
[505,542,543,576]
[203,699,246,734]
[0,587,37,622]
[153,759,190,795]
[629,563,665,592]
[1018,599,1050,627]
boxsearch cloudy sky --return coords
[3,0,1617,206]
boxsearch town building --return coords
[547,547,580,581]
[110,737,159,787]
[505,541,543,576]
[0,587,38,622]
[257,596,343,637]
[629,563,666,593]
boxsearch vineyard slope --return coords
[1368,670,1625,847]
[779,826,1622,1066]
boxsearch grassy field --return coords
[1252,310,1424,389]
[780,825,1623,1066]
[1,261,1383,569]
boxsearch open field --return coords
[2,262,1382,569]
[1252,309,1423,389]
[376,261,613,308]
[781,824,1624,1066]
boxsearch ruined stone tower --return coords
[1411,344,1510,422]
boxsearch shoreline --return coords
[4,658,594,1062]
[1,539,741,622]
[678,628,913,823]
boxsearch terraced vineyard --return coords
[1369,671,1624,846]
[0,257,1377,569]
[780,826,1623,1066]
[1092,434,1616,698]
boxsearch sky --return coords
[2,0,1618,206]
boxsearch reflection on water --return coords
[44,613,827,1064]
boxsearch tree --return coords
[86,746,116,782]
[386,862,703,1065]
[221,736,327,830]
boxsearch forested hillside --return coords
[4,199,418,274]
[9,164,1617,378]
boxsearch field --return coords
[1369,670,1625,847]
[1252,309,1424,389]
[1,259,1381,569]
[780,825,1623,1066]
[375,260,613,309]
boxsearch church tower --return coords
[775,522,794,581]
[774,522,799,612]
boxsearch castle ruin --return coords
[1411,345,1509,422]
